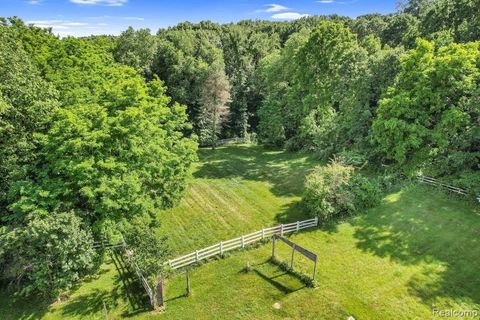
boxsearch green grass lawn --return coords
[157,145,317,255]
[1,145,479,319]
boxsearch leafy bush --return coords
[335,150,367,167]
[285,136,310,152]
[0,212,95,298]
[304,160,355,220]
[349,175,383,211]
[303,160,382,220]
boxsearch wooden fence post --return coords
[103,301,109,320]
[314,217,318,226]
[272,235,276,258]
[220,241,224,255]
[262,228,265,239]
[195,250,199,262]
[241,235,245,248]
[186,269,191,297]
[296,221,300,232]
[290,244,296,269]
[280,224,284,236]
[313,257,317,281]
[156,277,165,310]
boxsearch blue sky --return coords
[1,0,398,37]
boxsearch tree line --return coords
[0,0,479,299]
[113,0,478,195]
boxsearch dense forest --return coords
[0,0,479,300]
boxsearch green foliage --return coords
[371,39,479,183]
[0,25,58,211]
[152,28,223,134]
[269,257,318,288]
[113,27,157,77]
[349,174,383,211]
[259,21,394,156]
[304,160,382,220]
[0,19,197,298]
[257,29,310,147]
[199,62,231,148]
[403,0,480,42]
[0,212,95,297]
[304,160,355,220]
[335,150,368,167]
[123,217,170,280]
[9,73,197,230]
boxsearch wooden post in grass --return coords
[220,241,224,255]
[312,256,317,281]
[272,235,276,258]
[280,224,284,236]
[290,244,296,269]
[186,269,191,297]
[103,301,109,320]
[156,277,165,309]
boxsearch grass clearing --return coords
[1,145,479,319]
[157,145,317,254]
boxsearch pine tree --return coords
[200,63,231,149]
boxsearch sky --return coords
[0,0,398,37]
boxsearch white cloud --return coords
[86,15,144,21]
[27,20,101,36]
[271,12,310,20]
[259,4,289,12]
[69,0,127,6]
[124,16,145,21]
[316,0,358,4]
[27,0,42,4]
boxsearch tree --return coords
[152,28,223,135]
[9,71,198,229]
[0,212,95,298]
[0,24,58,213]
[123,216,170,281]
[371,39,479,191]
[257,29,311,146]
[0,20,198,297]
[113,27,157,77]
[199,63,231,149]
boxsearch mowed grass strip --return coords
[157,145,317,255]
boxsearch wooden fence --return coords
[120,236,155,307]
[418,175,479,203]
[167,218,319,270]
[200,137,249,147]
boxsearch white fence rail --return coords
[418,175,479,203]
[167,218,318,270]
[121,236,155,307]
[216,137,248,146]
[200,137,249,147]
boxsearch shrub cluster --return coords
[303,160,382,221]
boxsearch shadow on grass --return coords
[110,250,151,317]
[60,250,151,319]
[251,259,306,294]
[351,185,480,306]
[0,289,51,320]
[195,145,319,198]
